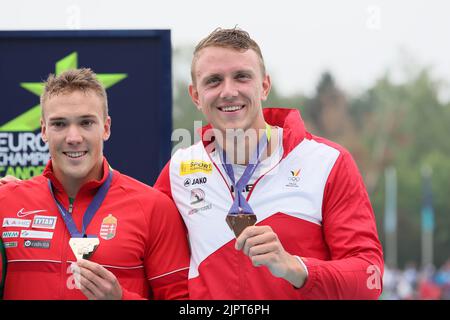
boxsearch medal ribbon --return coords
[220,126,270,215]
[48,170,113,238]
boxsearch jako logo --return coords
[184,177,207,187]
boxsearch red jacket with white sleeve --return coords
[155,108,383,299]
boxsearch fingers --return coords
[249,252,276,267]
[243,233,278,257]
[247,242,278,259]
[235,225,273,250]
[70,262,98,299]
[74,259,121,300]
[78,265,107,298]
[235,226,283,268]
[233,226,307,285]
[0,175,19,185]
[77,259,112,280]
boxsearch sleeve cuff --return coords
[294,255,309,278]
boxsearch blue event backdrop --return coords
[0,30,172,185]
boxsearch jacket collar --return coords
[43,157,112,197]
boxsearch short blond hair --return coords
[41,68,108,119]
[191,27,266,85]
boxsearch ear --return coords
[41,118,48,143]
[103,116,111,141]
[189,84,202,111]
[261,74,272,101]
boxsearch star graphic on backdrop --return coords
[0,52,127,131]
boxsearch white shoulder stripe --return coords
[97,264,144,270]
[8,259,145,270]
[66,261,144,270]
[148,266,189,281]
[8,259,62,263]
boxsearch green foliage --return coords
[349,69,450,268]
[173,80,205,131]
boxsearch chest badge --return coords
[99,214,117,240]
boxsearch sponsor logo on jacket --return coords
[20,229,53,239]
[2,218,31,228]
[2,231,19,238]
[17,208,47,218]
[183,177,207,187]
[188,188,212,215]
[24,240,51,249]
[32,215,57,229]
[230,184,254,193]
[4,241,18,248]
[180,160,212,176]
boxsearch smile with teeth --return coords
[64,151,87,158]
[219,105,244,112]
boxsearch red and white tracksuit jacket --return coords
[155,108,384,299]
[0,158,189,300]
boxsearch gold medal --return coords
[69,237,99,260]
[226,213,257,238]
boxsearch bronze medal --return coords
[226,213,257,238]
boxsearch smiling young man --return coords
[0,68,190,300]
[155,28,384,299]
[43,89,109,198]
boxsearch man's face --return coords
[189,47,271,134]
[41,90,111,184]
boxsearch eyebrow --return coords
[201,68,256,83]
[48,114,98,121]
[234,69,255,77]
[202,73,222,83]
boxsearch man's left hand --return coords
[235,225,307,288]
[0,175,19,186]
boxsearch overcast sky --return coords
[1,0,449,98]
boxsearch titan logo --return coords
[0,52,127,132]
